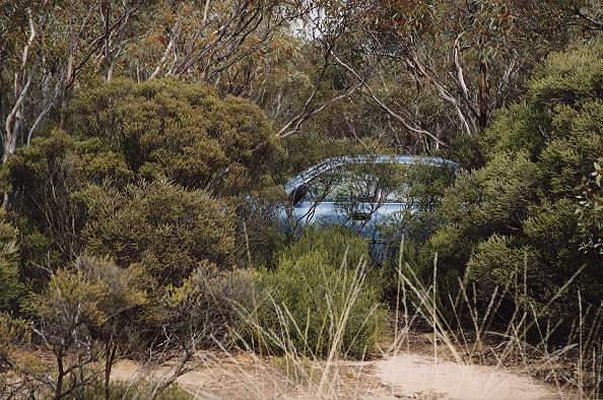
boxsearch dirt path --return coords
[111,352,558,399]
[375,353,556,399]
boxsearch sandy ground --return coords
[111,352,558,399]
[375,353,555,399]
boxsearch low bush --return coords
[159,261,257,346]
[80,380,192,400]
[429,38,603,322]
[82,178,236,287]
[248,227,385,359]
[0,209,21,313]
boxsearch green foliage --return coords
[65,79,282,195]
[529,39,603,107]
[0,313,29,373]
[83,178,236,286]
[5,80,281,277]
[31,268,110,338]
[74,256,148,348]
[431,38,603,317]
[467,235,540,293]
[575,159,603,255]
[253,227,384,358]
[20,255,247,398]
[4,129,131,270]
[0,209,22,313]
[160,262,256,345]
[80,381,192,400]
[76,255,148,312]
[480,103,546,160]
[539,101,603,196]
[435,151,537,256]
[277,226,369,269]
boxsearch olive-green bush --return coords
[429,39,603,315]
[159,261,256,346]
[1,81,276,373]
[80,381,192,400]
[575,158,602,255]
[83,178,236,287]
[0,209,21,313]
[253,227,385,358]
[65,79,282,196]
[3,130,132,271]
[4,79,281,279]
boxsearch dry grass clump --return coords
[387,245,602,399]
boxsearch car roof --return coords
[284,155,458,195]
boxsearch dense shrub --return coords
[4,79,280,277]
[575,158,602,255]
[277,225,369,268]
[83,178,236,286]
[252,227,384,358]
[467,235,542,294]
[0,209,21,312]
[22,255,251,398]
[429,39,603,317]
[0,313,29,373]
[159,262,256,346]
[0,81,269,386]
[80,381,191,400]
[65,79,282,196]
[3,130,132,271]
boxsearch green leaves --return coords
[0,209,22,313]
[253,227,384,358]
[83,178,236,287]
[431,38,603,313]
[32,268,110,335]
[65,79,282,196]
[529,39,603,107]
[575,158,603,255]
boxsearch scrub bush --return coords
[65,79,282,196]
[430,39,603,318]
[252,227,384,358]
[0,209,21,313]
[83,178,236,287]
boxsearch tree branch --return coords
[332,52,446,147]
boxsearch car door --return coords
[288,162,391,238]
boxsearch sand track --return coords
[111,352,557,399]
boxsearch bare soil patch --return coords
[111,351,559,399]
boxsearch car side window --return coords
[296,162,453,206]
[301,164,384,203]
[301,167,351,202]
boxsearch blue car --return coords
[279,155,458,260]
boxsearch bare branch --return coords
[575,7,603,30]
[27,81,61,145]
[405,49,475,136]
[203,0,211,25]
[4,8,36,163]
[278,83,362,138]
[66,2,141,90]
[149,23,181,80]
[495,51,518,107]
[453,33,478,119]
[332,52,446,147]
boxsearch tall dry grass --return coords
[229,253,383,399]
[107,245,601,399]
[388,243,602,399]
